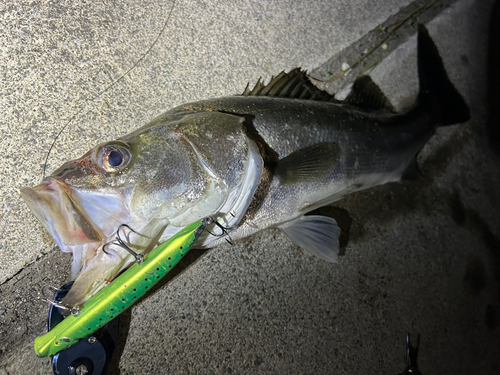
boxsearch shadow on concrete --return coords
[487,0,500,157]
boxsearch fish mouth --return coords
[20,178,133,306]
[21,179,105,252]
[20,178,132,253]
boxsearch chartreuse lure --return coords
[34,218,209,357]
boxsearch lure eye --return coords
[98,145,131,173]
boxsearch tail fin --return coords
[417,24,470,125]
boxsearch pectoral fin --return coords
[275,142,341,184]
[279,215,340,262]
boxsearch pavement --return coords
[1,0,499,374]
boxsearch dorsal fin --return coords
[242,68,339,103]
[343,75,395,112]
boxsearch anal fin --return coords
[278,215,340,262]
[402,157,423,180]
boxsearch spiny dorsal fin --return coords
[242,68,339,103]
[343,75,395,112]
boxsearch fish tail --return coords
[417,24,470,125]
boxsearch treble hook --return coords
[102,224,148,263]
[41,285,81,316]
[207,217,234,246]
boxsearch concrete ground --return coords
[1,0,499,374]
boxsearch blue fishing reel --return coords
[47,282,121,375]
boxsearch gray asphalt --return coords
[1,0,499,374]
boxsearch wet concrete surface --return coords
[1,0,499,374]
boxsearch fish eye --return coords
[98,145,131,173]
[108,150,123,167]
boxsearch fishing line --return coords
[42,0,177,179]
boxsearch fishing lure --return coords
[34,218,210,357]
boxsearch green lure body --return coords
[34,219,207,357]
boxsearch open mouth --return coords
[20,178,134,306]
[21,178,105,253]
[20,178,132,267]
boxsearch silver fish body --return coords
[169,95,434,244]
[20,25,469,306]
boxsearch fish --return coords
[20,25,470,308]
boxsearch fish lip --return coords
[22,177,136,306]
[56,179,105,243]
[20,178,104,252]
